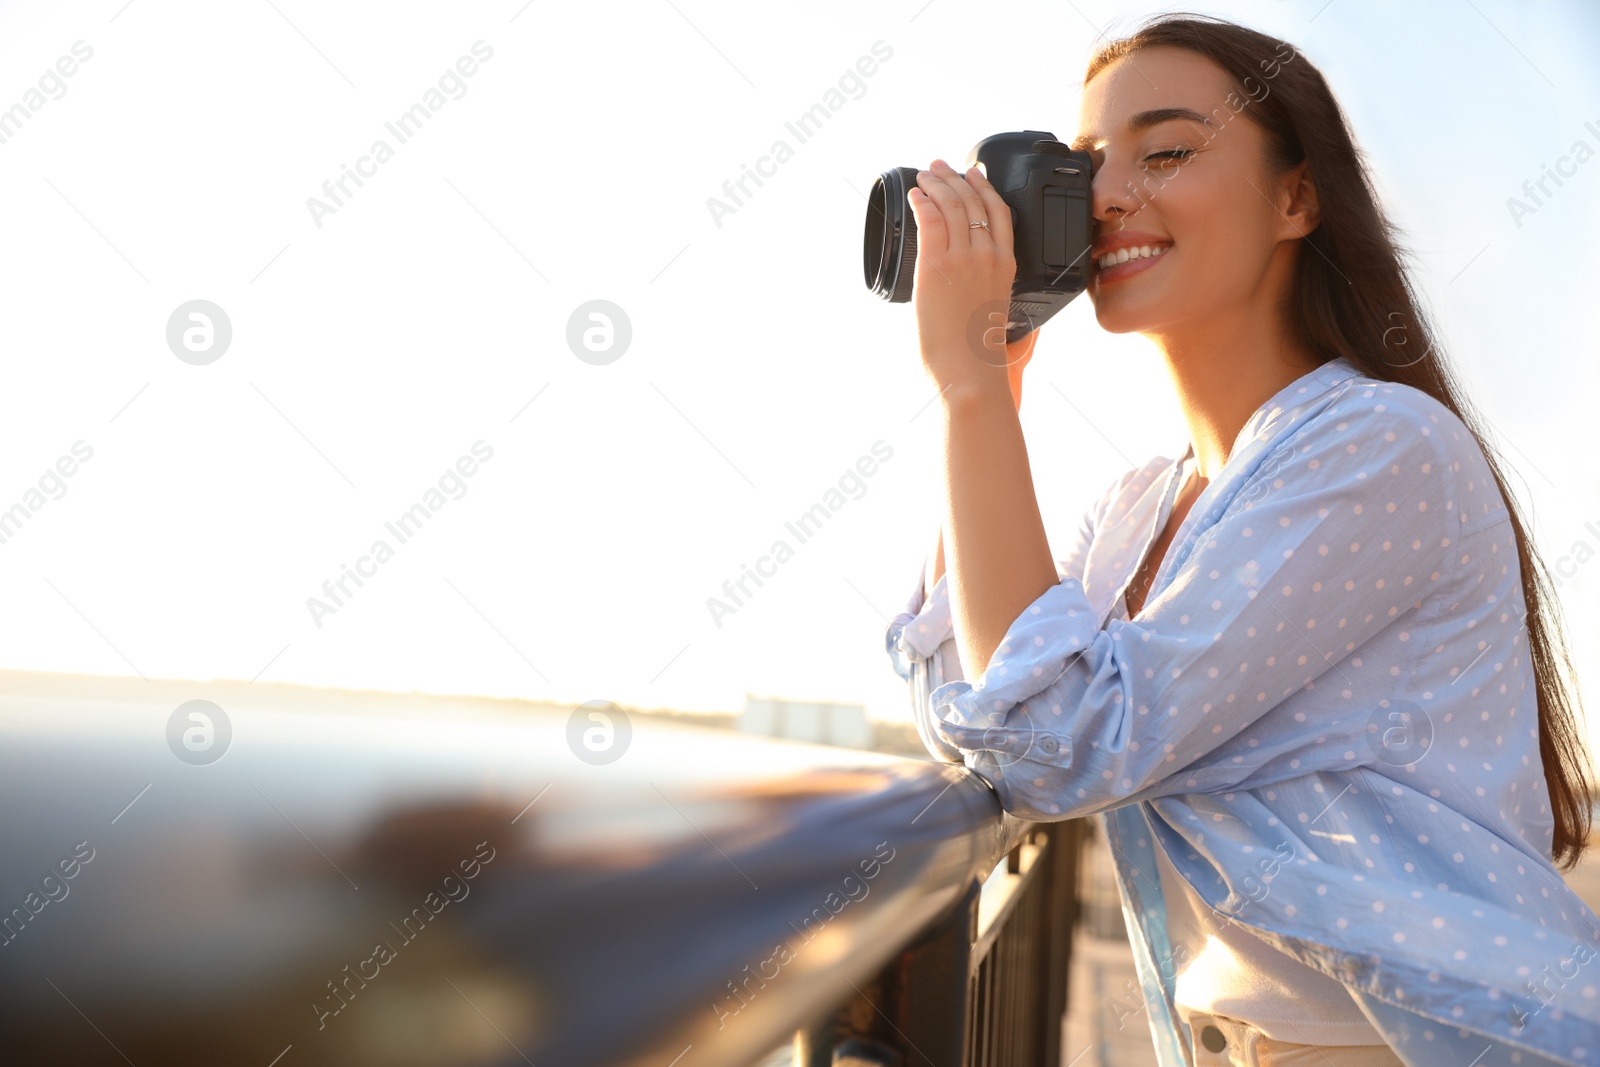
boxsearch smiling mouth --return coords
[1096,243,1171,271]
[1094,243,1172,284]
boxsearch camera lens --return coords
[863,166,921,302]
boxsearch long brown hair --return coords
[1085,13,1594,870]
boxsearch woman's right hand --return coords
[906,159,1044,411]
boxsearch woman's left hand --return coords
[907,158,1022,401]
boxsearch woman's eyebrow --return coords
[1070,107,1216,151]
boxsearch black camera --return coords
[862,131,1094,344]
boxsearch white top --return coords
[1149,815,1385,1045]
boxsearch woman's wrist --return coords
[939,374,1016,416]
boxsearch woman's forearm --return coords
[938,378,1058,679]
[928,372,1027,598]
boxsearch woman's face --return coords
[1076,46,1311,336]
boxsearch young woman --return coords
[885,14,1599,1067]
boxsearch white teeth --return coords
[1098,244,1169,270]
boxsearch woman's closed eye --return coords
[1144,148,1196,164]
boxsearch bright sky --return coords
[1,1,1597,759]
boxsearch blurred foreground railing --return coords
[0,675,1080,1066]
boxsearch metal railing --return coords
[794,819,1082,1067]
[0,675,1081,1066]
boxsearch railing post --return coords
[1038,819,1085,1067]
[894,873,981,1063]
[794,876,981,1067]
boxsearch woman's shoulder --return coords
[1335,366,1497,444]
[1303,370,1510,533]
[1318,369,1470,444]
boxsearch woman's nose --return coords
[1090,157,1143,222]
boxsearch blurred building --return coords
[737,694,872,750]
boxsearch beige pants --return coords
[1183,1010,1407,1066]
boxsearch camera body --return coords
[863,130,1094,343]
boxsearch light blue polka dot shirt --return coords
[886,357,1600,1065]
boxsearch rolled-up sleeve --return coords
[886,562,965,762]
[925,398,1460,821]
[886,487,1101,765]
